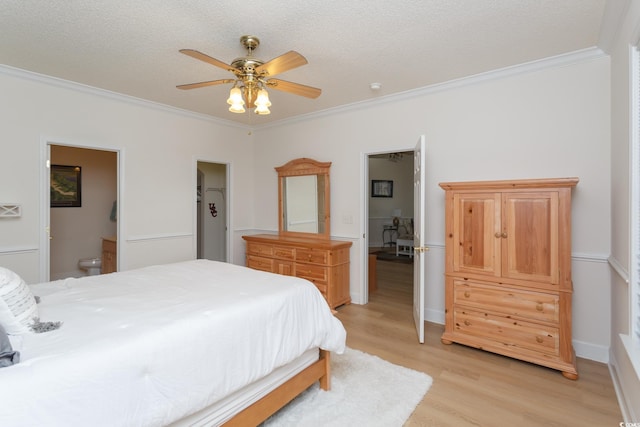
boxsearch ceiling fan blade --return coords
[176,79,235,90]
[256,51,307,76]
[266,79,321,99]
[179,49,235,72]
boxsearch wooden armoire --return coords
[439,178,579,379]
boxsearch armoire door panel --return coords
[452,193,501,276]
[503,192,559,284]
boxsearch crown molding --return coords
[1,46,607,133]
[0,64,250,130]
[256,47,608,130]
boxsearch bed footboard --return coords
[223,349,331,426]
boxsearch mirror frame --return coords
[276,158,331,240]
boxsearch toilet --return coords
[78,257,102,276]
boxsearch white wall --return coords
[252,53,612,364]
[608,0,640,421]
[0,67,253,283]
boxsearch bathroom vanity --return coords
[101,236,117,274]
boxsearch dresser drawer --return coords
[453,307,559,355]
[453,280,559,323]
[246,242,273,257]
[295,263,328,282]
[296,248,329,264]
[273,246,295,260]
[246,255,273,272]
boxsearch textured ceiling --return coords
[0,1,609,126]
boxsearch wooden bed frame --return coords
[223,350,331,426]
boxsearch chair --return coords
[396,218,414,258]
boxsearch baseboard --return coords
[609,351,637,423]
[573,339,609,363]
[425,308,445,325]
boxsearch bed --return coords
[0,259,346,426]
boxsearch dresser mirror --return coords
[276,158,331,239]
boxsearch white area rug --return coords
[263,347,433,427]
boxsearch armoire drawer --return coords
[246,255,273,272]
[453,307,559,355]
[296,248,329,264]
[453,279,559,323]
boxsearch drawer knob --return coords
[536,336,544,343]
[536,302,543,311]
[464,320,471,326]
[494,232,501,238]
[464,291,470,298]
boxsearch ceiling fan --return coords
[177,35,321,115]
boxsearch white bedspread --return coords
[0,260,346,427]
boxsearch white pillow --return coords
[0,267,39,334]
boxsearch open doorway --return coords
[365,150,414,302]
[196,161,228,262]
[48,144,118,280]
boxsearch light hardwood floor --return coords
[334,257,623,427]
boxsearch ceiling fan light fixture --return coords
[254,104,271,115]
[227,86,244,105]
[256,88,271,106]
[229,102,246,113]
[227,86,246,113]
[254,88,271,115]
[178,35,321,117]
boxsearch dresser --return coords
[439,178,578,379]
[242,234,352,309]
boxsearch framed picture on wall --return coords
[371,180,393,198]
[51,165,82,207]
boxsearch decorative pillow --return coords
[0,267,39,334]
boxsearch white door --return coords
[413,135,427,343]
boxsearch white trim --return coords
[256,48,607,130]
[0,47,607,133]
[572,339,609,364]
[126,232,193,243]
[610,255,631,284]
[0,246,39,255]
[621,333,640,382]
[597,0,631,53]
[631,42,640,347]
[0,64,250,131]
[609,352,637,423]
[40,138,122,281]
[192,158,233,263]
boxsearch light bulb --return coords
[226,87,244,106]
[254,104,270,115]
[255,89,271,107]
[229,103,245,113]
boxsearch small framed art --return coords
[371,180,393,198]
[51,165,82,207]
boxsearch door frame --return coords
[193,157,231,263]
[39,137,121,282]
[360,146,415,305]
